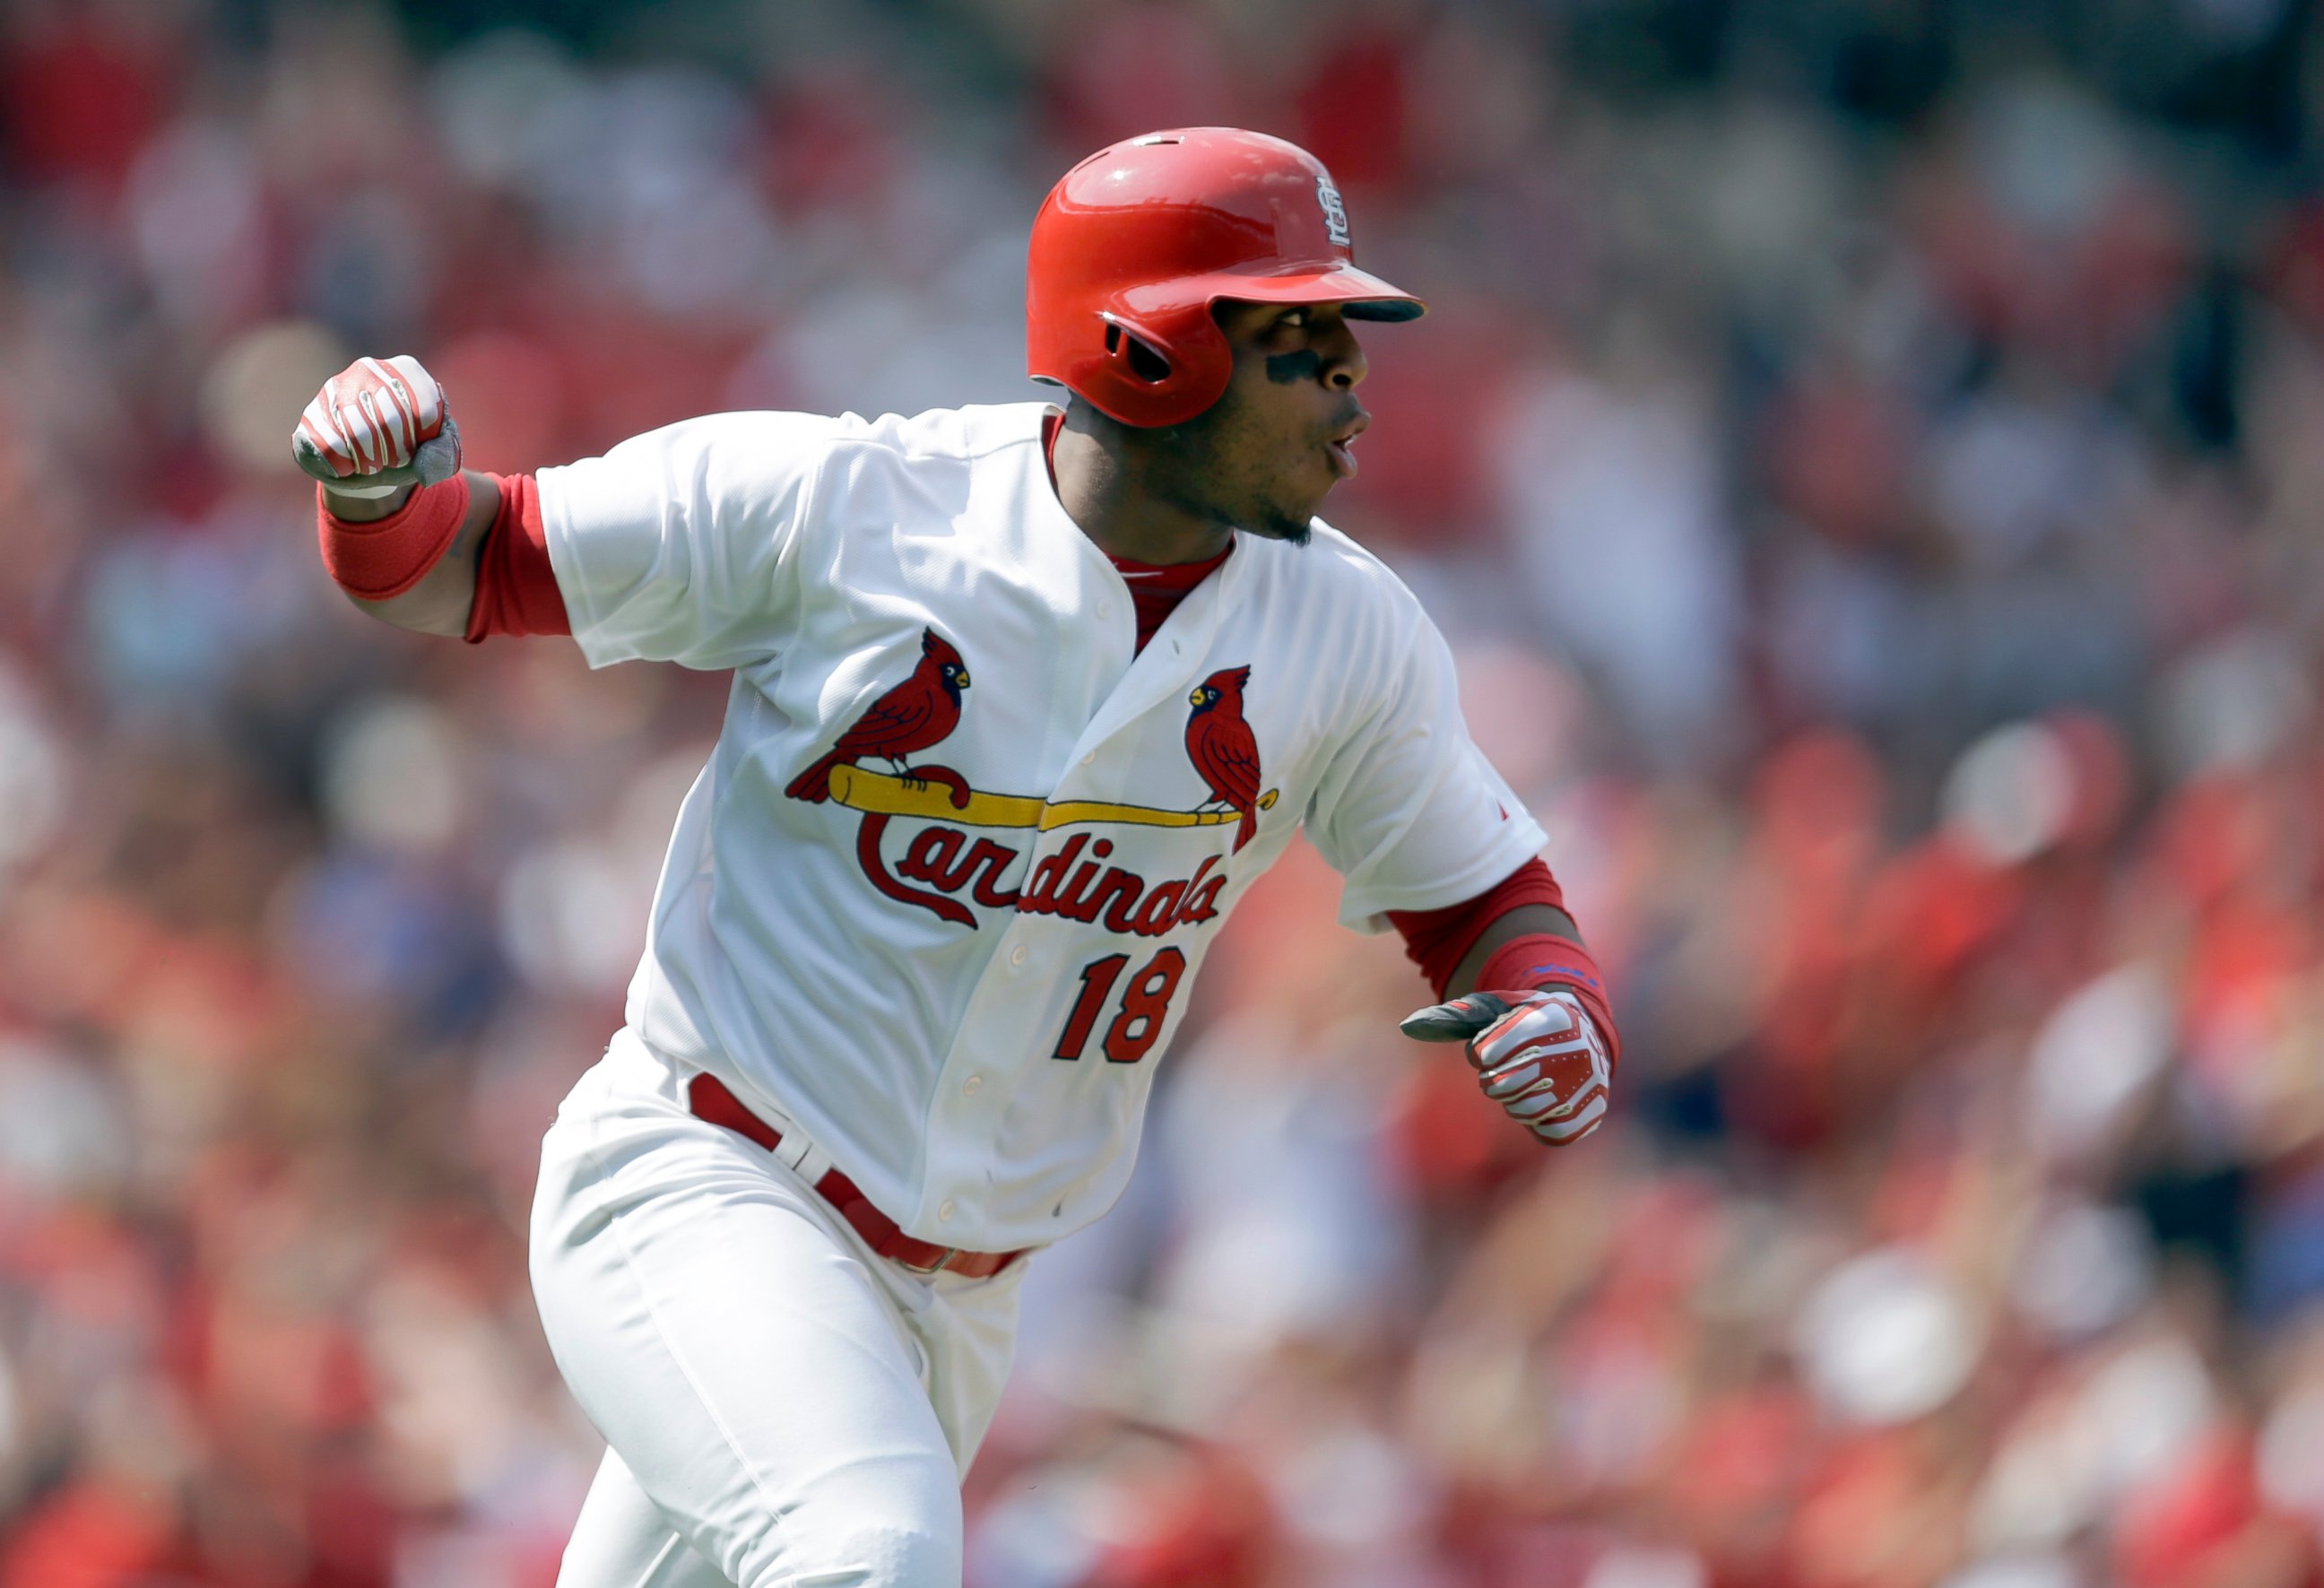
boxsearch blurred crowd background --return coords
[4,1,2324,1585]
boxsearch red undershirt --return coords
[1041,410,1231,655]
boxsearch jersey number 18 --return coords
[1053,949,1188,1064]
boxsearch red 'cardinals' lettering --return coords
[1185,665,1262,852]
[854,820,1227,934]
[895,827,1019,909]
[786,629,972,803]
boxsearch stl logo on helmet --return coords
[1316,176,1351,247]
[785,630,1275,933]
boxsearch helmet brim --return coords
[1133,263,1426,323]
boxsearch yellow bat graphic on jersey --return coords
[826,765,1279,832]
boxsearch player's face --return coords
[1153,301,1370,543]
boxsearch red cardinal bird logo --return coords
[1185,665,1262,853]
[786,629,970,803]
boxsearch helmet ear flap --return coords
[1088,302,1231,426]
[1057,301,1230,426]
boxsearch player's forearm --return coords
[334,470,500,638]
[1445,903,1581,999]
[321,478,418,522]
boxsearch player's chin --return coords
[1244,505,1315,545]
[1244,481,1329,543]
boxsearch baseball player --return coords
[294,128,1619,1588]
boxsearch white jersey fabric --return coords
[537,401,1544,1252]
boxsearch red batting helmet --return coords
[1026,127,1424,428]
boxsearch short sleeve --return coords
[1305,617,1549,933]
[536,412,842,671]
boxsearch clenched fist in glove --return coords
[1402,961,1616,1146]
[293,354,462,499]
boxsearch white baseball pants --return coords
[530,1029,1027,1588]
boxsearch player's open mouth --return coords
[1324,412,1369,480]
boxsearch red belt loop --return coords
[686,1074,1026,1280]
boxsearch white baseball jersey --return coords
[536,401,1545,1251]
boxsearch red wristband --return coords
[316,474,470,601]
[1478,933,1620,1070]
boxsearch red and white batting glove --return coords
[292,354,462,499]
[1400,987,1614,1145]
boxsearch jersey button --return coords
[938,1200,956,1222]
[1009,945,1028,968]
[1097,599,1112,619]
[963,1075,982,1096]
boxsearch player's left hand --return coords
[1400,988,1612,1145]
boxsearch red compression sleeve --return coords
[316,474,470,600]
[1388,858,1569,997]
[1478,933,1619,1070]
[464,473,569,641]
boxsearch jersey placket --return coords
[908,551,1251,1245]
